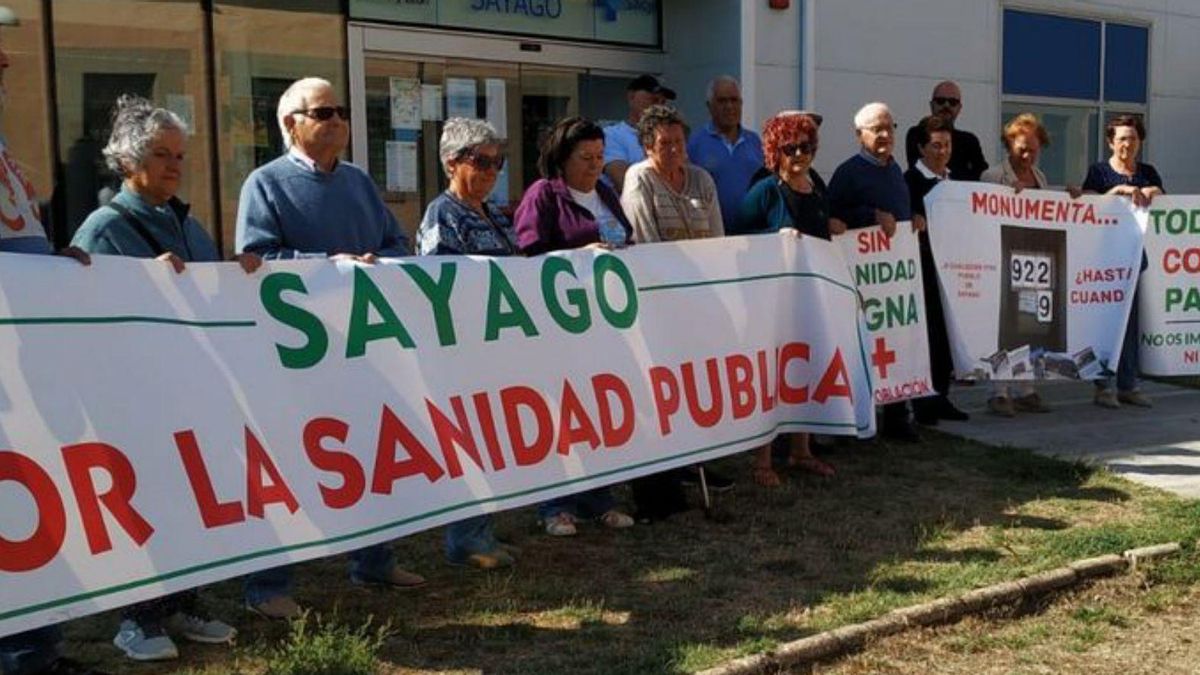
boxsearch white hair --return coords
[103,95,188,176]
[439,117,502,174]
[277,77,334,150]
[705,75,741,104]
[853,102,893,130]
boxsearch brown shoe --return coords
[352,565,427,589]
[1118,390,1153,408]
[247,595,302,620]
[987,395,1016,418]
[1094,390,1120,409]
[1013,392,1051,413]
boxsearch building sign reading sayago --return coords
[0,235,873,638]
[349,0,660,46]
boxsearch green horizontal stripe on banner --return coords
[638,271,857,295]
[0,316,255,328]
[1,419,869,622]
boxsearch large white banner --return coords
[926,182,1143,381]
[0,234,874,637]
[837,224,933,403]
[1140,197,1200,375]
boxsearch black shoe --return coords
[881,420,921,443]
[911,398,938,426]
[679,465,735,493]
[937,398,969,421]
[808,437,835,456]
[41,658,111,675]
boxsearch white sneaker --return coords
[598,510,634,529]
[543,512,577,536]
[166,611,237,644]
[113,620,179,661]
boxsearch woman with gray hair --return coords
[621,104,723,242]
[71,95,253,662]
[417,117,516,256]
[72,95,260,274]
[418,117,519,568]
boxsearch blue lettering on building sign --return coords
[469,0,564,18]
[596,0,656,21]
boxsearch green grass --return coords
[59,431,1200,674]
[262,612,390,675]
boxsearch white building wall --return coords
[731,0,1200,191]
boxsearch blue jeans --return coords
[1097,299,1140,393]
[0,625,61,675]
[444,515,499,564]
[537,487,616,521]
[244,544,395,605]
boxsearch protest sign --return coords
[837,225,933,403]
[1140,198,1200,375]
[0,234,874,636]
[925,182,1143,381]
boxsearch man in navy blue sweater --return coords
[235,77,421,620]
[828,102,924,444]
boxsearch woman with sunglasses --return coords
[735,111,839,486]
[417,118,522,568]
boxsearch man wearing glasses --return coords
[235,77,419,621]
[904,81,989,181]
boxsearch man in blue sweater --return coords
[828,102,924,444]
[234,77,421,620]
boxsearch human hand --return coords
[876,209,897,237]
[58,246,91,266]
[234,252,263,274]
[828,218,848,235]
[157,252,185,274]
[912,214,927,232]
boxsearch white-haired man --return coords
[235,77,420,620]
[687,76,763,232]
[828,102,923,444]
[0,5,101,675]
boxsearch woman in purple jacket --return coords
[512,117,636,537]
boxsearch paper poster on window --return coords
[389,77,421,130]
[385,140,418,193]
[446,78,477,119]
[485,78,507,138]
[421,84,444,121]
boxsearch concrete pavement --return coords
[939,379,1200,498]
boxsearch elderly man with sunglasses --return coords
[234,77,419,621]
[236,76,408,261]
[903,81,989,181]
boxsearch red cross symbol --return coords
[871,337,897,379]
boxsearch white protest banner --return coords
[0,234,874,637]
[837,224,932,403]
[926,182,1143,381]
[1140,198,1200,374]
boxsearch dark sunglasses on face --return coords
[462,151,506,171]
[932,97,961,107]
[781,142,818,157]
[293,106,350,121]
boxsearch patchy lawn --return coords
[59,430,1200,674]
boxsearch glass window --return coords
[1000,102,1097,188]
[1,1,54,238]
[51,0,214,244]
[1003,10,1100,100]
[213,1,345,251]
[1105,23,1149,104]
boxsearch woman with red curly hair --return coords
[735,111,842,486]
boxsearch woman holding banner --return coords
[71,96,256,662]
[1082,115,1162,409]
[904,115,970,425]
[736,111,838,485]
[512,116,637,536]
[418,117,522,568]
[979,113,1055,418]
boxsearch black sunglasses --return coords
[461,151,506,171]
[932,97,961,107]
[781,142,818,157]
[293,106,350,121]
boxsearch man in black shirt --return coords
[904,81,988,181]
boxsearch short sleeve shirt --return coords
[603,121,644,168]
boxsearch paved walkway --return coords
[940,379,1200,498]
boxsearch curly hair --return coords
[761,112,819,172]
[636,104,686,149]
[1001,113,1051,152]
[102,95,188,176]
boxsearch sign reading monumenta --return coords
[0,234,873,637]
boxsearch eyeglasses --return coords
[461,151,506,171]
[781,142,818,157]
[932,97,961,107]
[292,106,350,121]
[861,123,896,134]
